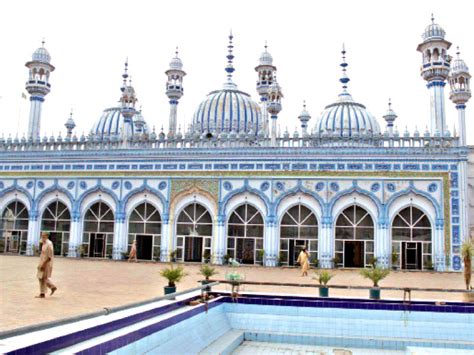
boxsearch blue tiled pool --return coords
[2,292,474,354]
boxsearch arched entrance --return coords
[41,201,71,256]
[335,205,374,268]
[279,204,318,266]
[82,202,114,258]
[227,203,264,264]
[176,203,212,262]
[0,201,29,254]
[392,206,432,270]
[128,202,161,260]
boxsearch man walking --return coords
[36,232,57,298]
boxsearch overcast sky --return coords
[0,0,472,143]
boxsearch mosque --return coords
[0,17,472,272]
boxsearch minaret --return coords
[416,15,451,136]
[165,48,186,137]
[25,40,55,139]
[119,59,137,124]
[255,42,276,137]
[298,101,311,136]
[383,99,397,135]
[267,74,283,146]
[449,47,471,146]
[64,110,76,138]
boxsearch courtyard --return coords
[0,255,468,333]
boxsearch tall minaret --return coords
[298,101,311,136]
[383,99,397,135]
[25,40,55,139]
[449,47,471,251]
[416,15,451,136]
[255,43,276,137]
[165,48,186,137]
[119,60,138,139]
[267,74,283,146]
[449,47,471,146]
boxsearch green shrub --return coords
[160,264,187,287]
[360,266,390,287]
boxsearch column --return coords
[456,105,466,146]
[319,216,333,268]
[264,215,277,267]
[113,212,126,260]
[270,115,277,146]
[67,211,82,257]
[27,96,44,139]
[26,211,40,256]
[213,214,225,265]
[169,100,178,136]
[160,214,171,262]
[375,221,389,268]
[434,219,446,271]
[428,81,446,135]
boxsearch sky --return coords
[0,0,472,143]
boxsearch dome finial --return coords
[456,46,460,59]
[175,46,179,58]
[339,43,350,93]
[264,40,268,51]
[431,13,435,23]
[225,31,235,82]
[41,38,45,47]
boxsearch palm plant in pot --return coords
[199,264,218,291]
[160,264,187,297]
[360,266,390,300]
[313,270,333,297]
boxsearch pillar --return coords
[26,211,40,256]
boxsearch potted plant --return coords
[160,264,187,297]
[360,266,390,300]
[462,239,474,302]
[331,256,341,269]
[199,264,218,291]
[311,258,319,268]
[368,256,378,268]
[223,254,231,265]
[257,250,265,265]
[425,259,434,271]
[391,252,399,270]
[313,270,333,297]
[203,250,211,263]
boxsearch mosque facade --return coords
[0,18,472,271]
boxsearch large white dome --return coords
[192,83,262,134]
[314,92,381,137]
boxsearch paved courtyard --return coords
[0,255,468,332]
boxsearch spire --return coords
[339,44,350,93]
[121,58,129,92]
[225,31,235,82]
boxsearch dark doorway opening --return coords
[89,233,105,257]
[402,242,422,270]
[236,238,255,264]
[344,241,364,267]
[137,235,153,260]
[48,232,62,255]
[184,237,203,262]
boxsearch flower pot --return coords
[369,288,381,300]
[201,280,211,292]
[319,287,329,297]
[164,286,176,295]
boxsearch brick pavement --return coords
[0,255,468,332]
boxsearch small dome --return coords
[91,107,149,139]
[422,17,446,41]
[32,46,51,63]
[259,49,273,66]
[192,87,262,134]
[169,56,183,71]
[314,93,381,137]
[451,56,469,75]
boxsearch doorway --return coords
[344,241,364,267]
[48,232,63,255]
[184,236,203,262]
[236,238,255,264]
[402,242,422,269]
[89,233,105,257]
[136,234,153,260]
[288,239,308,266]
[6,231,21,253]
